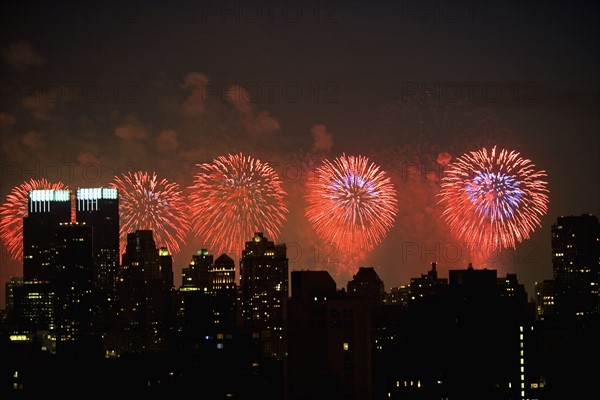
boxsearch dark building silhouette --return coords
[240,232,288,359]
[448,263,498,298]
[409,261,448,301]
[373,263,534,400]
[116,230,173,353]
[385,285,410,308]
[177,248,213,338]
[75,187,119,312]
[177,249,234,350]
[159,246,174,290]
[347,267,385,310]
[535,279,555,320]
[53,222,94,350]
[4,277,23,316]
[498,272,528,302]
[287,270,372,400]
[551,214,600,318]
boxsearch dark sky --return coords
[1,0,599,306]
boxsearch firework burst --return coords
[437,146,549,253]
[110,171,190,255]
[305,154,399,254]
[0,178,70,260]
[187,153,288,256]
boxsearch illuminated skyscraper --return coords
[75,187,119,311]
[181,248,213,292]
[23,189,71,282]
[552,214,600,318]
[211,253,236,293]
[240,232,288,359]
[211,253,237,330]
[16,189,71,333]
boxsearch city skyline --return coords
[1,1,599,312]
[1,188,598,398]
[3,183,597,300]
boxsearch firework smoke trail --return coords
[110,171,190,255]
[305,154,399,257]
[188,153,288,257]
[437,146,549,254]
[0,178,70,261]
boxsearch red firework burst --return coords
[0,178,70,260]
[305,154,399,254]
[188,153,288,256]
[437,146,549,253]
[110,171,190,255]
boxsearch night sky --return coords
[1,0,598,307]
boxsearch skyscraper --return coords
[75,187,119,311]
[181,248,213,292]
[211,253,237,330]
[551,214,600,318]
[53,222,93,348]
[535,279,555,320]
[16,189,71,333]
[23,189,71,282]
[119,229,171,352]
[239,232,288,359]
[287,270,372,400]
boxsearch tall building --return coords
[177,250,237,349]
[23,189,71,282]
[211,253,236,293]
[211,253,237,330]
[53,222,94,348]
[535,279,555,320]
[75,187,119,312]
[287,270,372,400]
[181,248,213,292]
[5,277,23,316]
[552,214,600,318]
[119,229,172,353]
[16,189,71,333]
[239,232,288,359]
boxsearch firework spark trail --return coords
[0,178,70,261]
[305,154,399,254]
[188,153,288,257]
[110,171,190,255]
[437,146,549,253]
